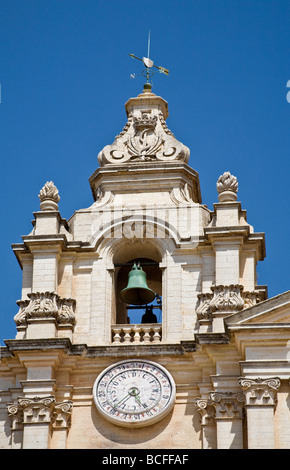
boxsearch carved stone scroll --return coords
[209,285,244,313]
[98,101,190,165]
[196,285,262,327]
[14,292,76,327]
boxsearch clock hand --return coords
[134,394,142,406]
[116,393,131,407]
[115,386,141,408]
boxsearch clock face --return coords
[93,359,176,427]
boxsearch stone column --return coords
[239,377,281,449]
[195,398,217,449]
[209,391,245,449]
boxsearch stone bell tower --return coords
[3,80,289,450]
[12,83,265,346]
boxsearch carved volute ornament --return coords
[239,377,281,407]
[98,87,190,165]
[14,292,76,327]
[209,284,244,312]
[7,396,73,429]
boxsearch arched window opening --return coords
[115,258,162,325]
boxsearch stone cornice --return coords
[12,235,95,268]
[204,226,266,260]
[194,333,230,345]
[124,91,169,119]
[205,225,249,239]
[4,338,73,353]
[89,161,202,204]
[3,338,196,357]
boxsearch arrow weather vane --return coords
[129,31,169,86]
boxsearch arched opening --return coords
[115,257,162,325]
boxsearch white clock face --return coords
[93,359,176,427]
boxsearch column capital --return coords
[7,396,73,430]
[19,396,56,424]
[195,397,215,425]
[209,391,245,419]
[51,401,73,429]
[239,377,281,407]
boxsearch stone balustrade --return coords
[111,323,162,344]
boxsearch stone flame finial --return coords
[216,171,238,202]
[38,181,60,211]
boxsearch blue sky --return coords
[0,0,289,343]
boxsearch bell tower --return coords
[6,75,288,452]
[12,81,264,348]
[82,82,209,345]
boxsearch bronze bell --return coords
[120,262,156,305]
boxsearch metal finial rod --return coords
[128,32,169,87]
[147,30,150,59]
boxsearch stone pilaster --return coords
[6,402,23,449]
[195,397,216,449]
[209,391,245,449]
[239,377,281,449]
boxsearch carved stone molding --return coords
[57,298,76,325]
[210,285,244,313]
[243,291,263,309]
[196,285,263,323]
[14,292,76,327]
[239,377,281,407]
[7,396,73,430]
[196,293,213,320]
[209,391,245,419]
[14,300,30,325]
[170,182,195,205]
[98,103,190,165]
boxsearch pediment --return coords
[225,291,290,327]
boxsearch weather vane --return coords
[129,31,169,87]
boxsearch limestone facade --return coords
[0,85,289,449]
